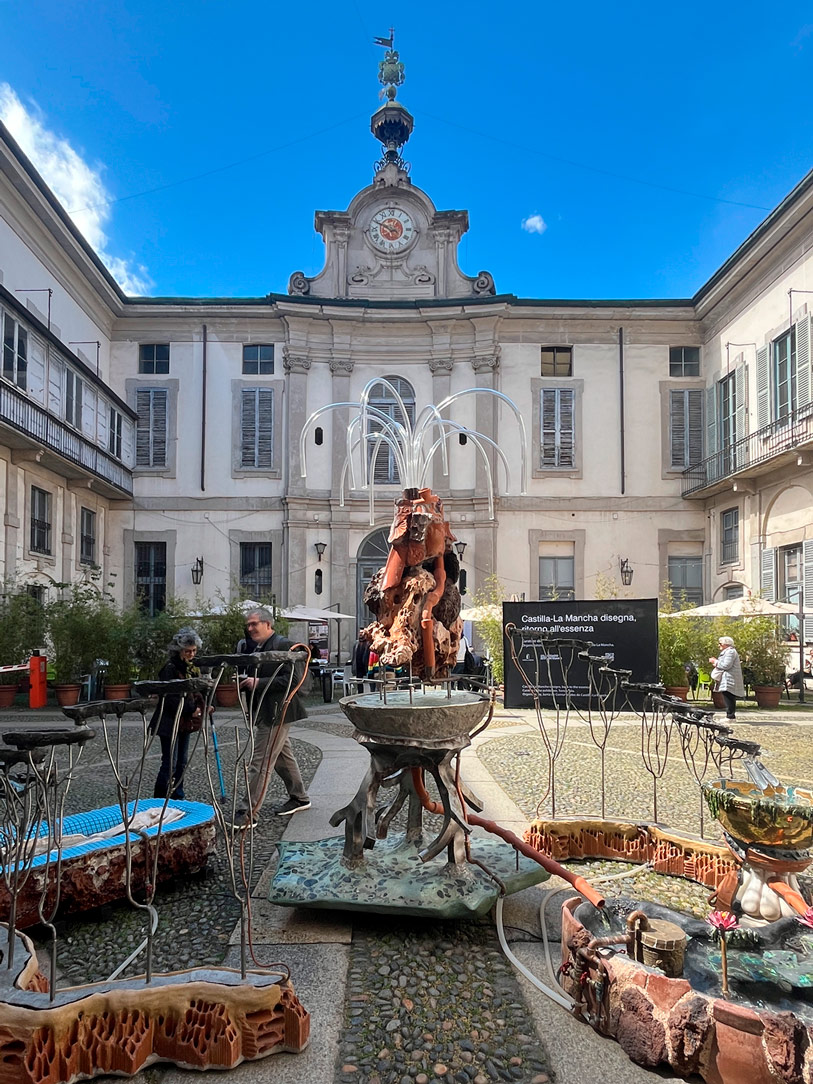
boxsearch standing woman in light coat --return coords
[710,635,746,721]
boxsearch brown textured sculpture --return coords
[0,927,309,1084]
[361,486,461,678]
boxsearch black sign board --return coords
[502,599,659,709]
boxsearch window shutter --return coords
[241,389,257,467]
[705,385,717,460]
[687,389,703,466]
[27,337,46,402]
[257,388,274,467]
[803,539,813,643]
[540,389,556,467]
[558,389,574,467]
[121,416,135,468]
[136,388,167,467]
[97,398,109,450]
[756,345,769,429]
[670,391,686,467]
[761,547,776,602]
[796,315,811,412]
[82,381,95,437]
[48,355,63,415]
[371,410,394,483]
[734,363,746,445]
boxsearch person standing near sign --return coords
[710,636,745,721]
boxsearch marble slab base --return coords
[267,833,549,918]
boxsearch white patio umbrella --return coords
[279,605,357,665]
[661,597,808,618]
[459,604,501,622]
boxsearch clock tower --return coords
[287,44,496,301]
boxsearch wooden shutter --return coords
[734,363,746,445]
[804,540,813,644]
[257,388,273,467]
[761,547,776,602]
[97,397,109,450]
[540,389,556,467]
[796,314,811,412]
[48,355,63,415]
[669,391,686,467]
[136,388,167,467]
[558,389,574,467]
[756,346,770,429]
[27,337,46,402]
[121,415,135,468]
[687,389,703,465]
[705,385,717,461]
[82,381,95,438]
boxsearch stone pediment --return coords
[288,163,495,301]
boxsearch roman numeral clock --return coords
[368,207,415,253]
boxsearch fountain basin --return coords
[339,689,490,742]
[702,779,813,849]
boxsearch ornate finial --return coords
[374,29,404,101]
[371,29,413,174]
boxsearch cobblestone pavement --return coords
[6,694,810,1084]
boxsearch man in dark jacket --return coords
[233,607,311,828]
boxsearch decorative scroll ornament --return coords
[472,271,496,296]
[288,271,310,296]
[329,357,355,374]
[412,265,435,285]
[282,347,311,374]
[471,352,500,373]
[348,266,374,286]
[428,357,454,373]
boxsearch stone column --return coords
[283,347,311,497]
[429,357,453,494]
[470,352,500,495]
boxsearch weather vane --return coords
[374,28,404,101]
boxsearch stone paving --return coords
[3,693,813,1084]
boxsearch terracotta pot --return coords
[104,684,131,701]
[215,683,240,708]
[0,684,17,707]
[664,686,689,701]
[55,683,82,707]
[754,684,782,709]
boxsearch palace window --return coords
[80,507,96,565]
[667,556,703,607]
[669,389,703,468]
[540,388,574,468]
[669,346,700,377]
[721,508,739,565]
[242,344,274,375]
[367,376,416,485]
[65,369,83,429]
[138,343,170,374]
[2,313,27,389]
[30,486,51,555]
[108,407,123,459]
[539,556,575,601]
[240,542,272,597]
[540,347,572,377]
[135,541,166,615]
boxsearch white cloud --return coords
[0,84,152,295]
[521,213,548,236]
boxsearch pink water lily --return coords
[706,910,739,932]
[797,906,813,929]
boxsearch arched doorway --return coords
[356,528,389,628]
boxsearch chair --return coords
[340,663,366,697]
[695,668,712,699]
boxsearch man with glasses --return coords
[233,607,311,828]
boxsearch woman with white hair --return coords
[710,635,746,721]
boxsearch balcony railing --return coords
[682,402,813,497]
[0,380,133,496]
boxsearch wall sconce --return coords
[191,556,204,585]
[619,558,634,586]
[454,540,467,561]
[314,541,327,563]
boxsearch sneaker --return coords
[275,797,311,817]
[231,811,258,830]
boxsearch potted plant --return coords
[657,610,693,699]
[199,594,256,707]
[741,617,787,708]
[46,580,104,706]
[98,601,137,699]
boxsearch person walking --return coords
[233,607,311,828]
[150,628,206,800]
[710,635,746,721]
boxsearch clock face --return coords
[369,207,415,252]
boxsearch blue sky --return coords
[1,1,812,299]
